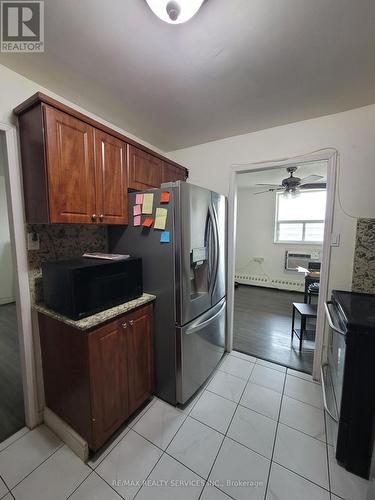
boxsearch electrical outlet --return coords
[253,257,264,263]
[27,232,40,251]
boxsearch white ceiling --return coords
[237,161,327,190]
[1,0,375,151]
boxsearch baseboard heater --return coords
[234,273,304,292]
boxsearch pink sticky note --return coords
[135,193,144,205]
[133,205,141,216]
[133,215,141,226]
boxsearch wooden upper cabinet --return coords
[94,131,128,225]
[162,161,188,183]
[15,93,188,223]
[126,304,154,414]
[44,106,96,223]
[128,145,162,190]
[88,320,128,450]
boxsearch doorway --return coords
[227,151,337,380]
[0,131,25,441]
[0,125,39,442]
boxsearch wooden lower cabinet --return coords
[38,303,154,451]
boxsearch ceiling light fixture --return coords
[145,0,204,24]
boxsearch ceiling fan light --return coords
[145,0,204,24]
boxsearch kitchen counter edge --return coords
[33,293,156,331]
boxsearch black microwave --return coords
[42,257,143,320]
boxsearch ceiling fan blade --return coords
[254,188,284,195]
[300,182,327,189]
[254,183,282,188]
[300,174,323,184]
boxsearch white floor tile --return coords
[240,381,282,421]
[133,399,186,450]
[325,412,338,447]
[167,417,223,479]
[249,365,285,394]
[0,478,8,499]
[69,471,123,499]
[219,356,254,380]
[230,351,257,363]
[287,368,315,382]
[0,425,62,489]
[135,454,204,500]
[327,445,369,500]
[0,428,29,454]
[273,423,329,489]
[256,359,287,373]
[88,425,130,469]
[209,437,270,500]
[228,406,277,459]
[200,483,233,499]
[178,388,205,415]
[190,390,237,434]
[96,429,162,500]
[1,495,11,500]
[206,371,247,403]
[127,397,157,428]
[284,375,323,409]
[280,396,326,442]
[266,462,330,500]
[12,445,90,500]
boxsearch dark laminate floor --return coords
[0,302,25,443]
[233,285,315,373]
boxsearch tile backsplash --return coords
[27,224,108,303]
[352,218,375,294]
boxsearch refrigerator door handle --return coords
[209,203,220,296]
[185,299,226,335]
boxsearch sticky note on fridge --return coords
[135,193,144,205]
[133,215,141,226]
[142,217,154,228]
[160,191,170,204]
[142,193,154,214]
[160,231,170,243]
[154,208,168,230]
[133,205,141,216]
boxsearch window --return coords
[275,190,326,243]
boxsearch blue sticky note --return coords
[160,231,170,243]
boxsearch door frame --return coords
[1,121,39,428]
[227,150,337,380]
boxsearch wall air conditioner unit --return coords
[285,251,320,272]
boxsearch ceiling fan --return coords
[254,166,325,195]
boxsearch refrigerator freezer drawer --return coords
[176,298,226,404]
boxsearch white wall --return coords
[0,133,14,304]
[235,188,322,291]
[169,104,375,293]
[0,64,163,154]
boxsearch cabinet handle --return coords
[99,214,104,222]
[122,322,127,329]
[129,320,134,327]
[91,213,97,221]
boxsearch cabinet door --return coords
[43,105,96,223]
[88,320,128,450]
[127,305,154,414]
[95,130,128,225]
[128,145,162,190]
[162,161,187,183]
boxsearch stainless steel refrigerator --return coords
[108,181,226,405]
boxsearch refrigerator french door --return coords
[108,181,226,405]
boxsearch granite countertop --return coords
[33,293,156,331]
